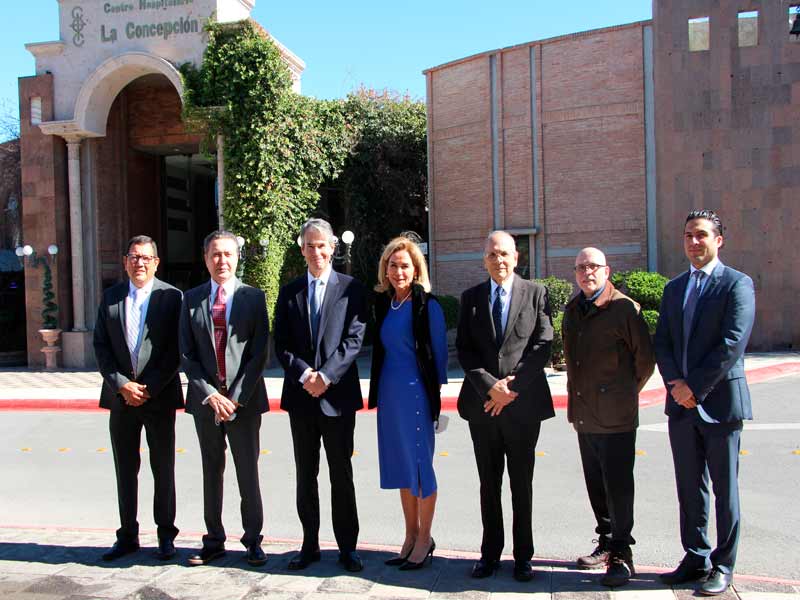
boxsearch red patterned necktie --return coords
[212,284,227,386]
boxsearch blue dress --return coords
[377,298,448,498]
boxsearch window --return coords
[738,11,758,47]
[688,16,710,52]
[512,235,530,279]
[790,6,800,41]
[30,97,42,125]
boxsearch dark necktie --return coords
[492,286,504,346]
[681,270,704,377]
[309,279,321,349]
[212,285,227,386]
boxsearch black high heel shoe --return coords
[385,546,413,566]
[399,538,435,570]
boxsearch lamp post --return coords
[335,230,355,275]
[16,243,61,369]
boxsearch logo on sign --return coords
[71,6,87,47]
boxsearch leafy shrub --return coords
[620,271,668,311]
[641,309,659,335]
[436,294,459,331]
[550,311,564,366]
[610,270,630,289]
[534,276,574,314]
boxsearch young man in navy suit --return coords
[654,210,756,595]
[273,218,367,573]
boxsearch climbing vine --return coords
[181,19,353,313]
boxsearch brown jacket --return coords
[562,281,655,433]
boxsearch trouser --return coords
[577,430,636,554]
[289,410,359,553]
[109,407,178,544]
[668,413,742,574]
[468,419,542,563]
[193,410,264,549]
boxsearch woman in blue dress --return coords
[368,236,448,570]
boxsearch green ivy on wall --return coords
[181,19,354,315]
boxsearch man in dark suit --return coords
[456,230,554,582]
[93,235,184,562]
[274,218,366,573]
[654,209,755,595]
[180,230,270,567]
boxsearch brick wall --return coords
[654,0,800,349]
[426,23,650,299]
[18,74,70,367]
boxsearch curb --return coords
[1,362,798,413]
[0,524,798,586]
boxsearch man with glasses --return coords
[93,235,184,562]
[655,210,755,595]
[456,230,554,582]
[562,248,655,587]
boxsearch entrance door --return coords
[161,154,218,290]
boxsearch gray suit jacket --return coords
[93,277,184,412]
[456,276,555,425]
[180,278,270,415]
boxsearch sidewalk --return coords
[1,352,798,412]
[1,526,798,600]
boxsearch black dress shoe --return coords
[288,549,321,570]
[399,539,435,571]
[385,548,412,566]
[187,546,226,566]
[659,560,710,585]
[699,568,733,596]
[471,558,500,578]
[154,539,176,561]
[246,544,267,566]
[513,561,534,582]
[339,550,364,572]
[101,541,140,561]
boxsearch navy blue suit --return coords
[654,261,755,573]
[274,269,366,554]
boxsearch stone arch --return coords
[74,52,184,137]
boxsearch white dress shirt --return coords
[490,273,514,333]
[682,257,720,423]
[300,266,340,417]
[126,278,154,374]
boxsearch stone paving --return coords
[0,528,798,600]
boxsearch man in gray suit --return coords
[93,235,184,562]
[456,231,555,582]
[180,230,270,567]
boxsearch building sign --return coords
[66,1,204,46]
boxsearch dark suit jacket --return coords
[180,278,270,415]
[456,276,555,425]
[274,269,366,415]
[93,277,184,412]
[654,261,755,423]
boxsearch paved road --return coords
[1,375,798,588]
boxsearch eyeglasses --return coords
[574,263,606,273]
[126,254,156,265]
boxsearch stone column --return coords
[65,137,86,331]
[216,133,225,229]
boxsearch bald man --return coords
[456,231,555,582]
[562,248,655,587]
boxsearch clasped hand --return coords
[668,378,697,408]
[303,370,330,398]
[208,392,240,421]
[119,382,150,407]
[484,375,518,417]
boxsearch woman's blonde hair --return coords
[374,236,431,293]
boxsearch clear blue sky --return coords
[0,1,652,127]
